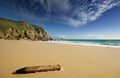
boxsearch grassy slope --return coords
[0,17,44,33]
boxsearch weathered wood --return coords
[13,64,61,74]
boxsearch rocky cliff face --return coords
[0,17,52,41]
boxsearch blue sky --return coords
[0,0,120,39]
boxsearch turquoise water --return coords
[53,39,120,48]
[66,39,120,46]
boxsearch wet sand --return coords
[0,40,120,78]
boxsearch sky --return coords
[0,0,120,39]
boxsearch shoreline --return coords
[47,40,120,49]
[1,39,120,48]
[0,39,120,48]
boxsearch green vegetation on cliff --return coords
[0,17,52,41]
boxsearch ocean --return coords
[50,39,120,48]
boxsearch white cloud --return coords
[51,34,120,39]
[38,0,70,14]
[46,0,120,27]
[18,0,120,27]
[80,34,120,39]
[89,0,120,21]
[51,35,69,39]
[1,0,120,27]
[83,34,105,39]
[67,19,82,27]
[68,0,120,27]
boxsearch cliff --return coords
[0,17,52,41]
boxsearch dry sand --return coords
[0,40,120,78]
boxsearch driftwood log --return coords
[13,64,61,74]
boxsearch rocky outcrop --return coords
[0,17,52,41]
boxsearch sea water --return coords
[50,39,120,48]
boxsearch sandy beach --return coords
[0,40,120,78]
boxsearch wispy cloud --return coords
[0,0,120,27]
[89,0,120,21]
[51,33,120,39]
[66,0,120,27]
[83,34,105,39]
[78,34,120,39]
[51,34,70,39]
